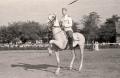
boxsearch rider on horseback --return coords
[60,8,73,50]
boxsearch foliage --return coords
[0,13,119,44]
[0,21,49,43]
[81,12,100,43]
[98,15,119,43]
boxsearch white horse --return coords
[47,14,85,75]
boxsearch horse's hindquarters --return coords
[73,33,85,47]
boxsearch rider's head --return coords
[62,8,67,16]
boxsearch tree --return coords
[98,15,120,43]
[72,21,79,32]
[82,12,100,43]
[0,21,50,43]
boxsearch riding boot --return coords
[66,31,73,50]
[69,37,73,50]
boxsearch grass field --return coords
[0,49,120,78]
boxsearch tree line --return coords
[76,12,119,43]
[0,21,49,43]
[0,12,119,44]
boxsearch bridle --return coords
[48,14,60,30]
[48,15,63,36]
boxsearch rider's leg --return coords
[66,31,73,50]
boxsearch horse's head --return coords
[47,14,60,31]
[48,14,56,26]
[48,14,56,22]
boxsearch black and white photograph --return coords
[0,0,120,78]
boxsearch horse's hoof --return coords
[49,53,52,56]
[55,70,60,75]
[69,67,72,70]
[78,68,82,72]
[79,66,82,71]
[55,71,59,75]
[55,68,60,75]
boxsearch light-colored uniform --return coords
[61,15,73,49]
[60,15,73,32]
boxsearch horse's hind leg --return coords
[79,45,84,71]
[55,51,60,75]
[70,49,75,70]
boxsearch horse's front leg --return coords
[55,51,60,75]
[70,49,75,70]
[48,44,53,56]
[48,40,54,56]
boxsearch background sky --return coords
[0,0,120,26]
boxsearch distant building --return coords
[116,19,120,43]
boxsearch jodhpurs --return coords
[66,31,73,49]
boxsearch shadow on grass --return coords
[11,63,78,74]
[11,63,57,73]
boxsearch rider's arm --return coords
[59,19,64,30]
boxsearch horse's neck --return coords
[52,28,61,34]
